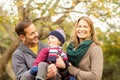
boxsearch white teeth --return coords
[80,33,84,34]
[78,31,85,34]
[78,32,84,34]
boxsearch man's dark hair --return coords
[15,19,32,36]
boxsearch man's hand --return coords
[47,64,57,79]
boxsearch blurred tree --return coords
[96,28,120,80]
[102,31,120,80]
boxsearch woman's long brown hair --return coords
[70,16,101,48]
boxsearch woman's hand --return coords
[56,55,66,69]
[46,64,57,79]
[68,63,79,76]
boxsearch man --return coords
[12,19,58,80]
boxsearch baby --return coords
[30,28,69,80]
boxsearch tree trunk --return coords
[0,37,20,77]
[6,61,16,80]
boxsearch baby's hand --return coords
[30,66,38,75]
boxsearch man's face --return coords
[20,23,39,47]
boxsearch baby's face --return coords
[48,35,61,47]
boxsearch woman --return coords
[67,16,103,80]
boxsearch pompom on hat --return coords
[49,29,66,44]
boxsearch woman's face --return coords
[76,19,91,42]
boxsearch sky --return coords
[0,0,119,32]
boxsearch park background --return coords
[0,0,120,80]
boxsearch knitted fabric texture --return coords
[47,46,69,65]
[67,40,93,67]
[47,48,59,63]
[49,29,66,44]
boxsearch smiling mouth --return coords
[33,37,38,41]
[78,32,85,35]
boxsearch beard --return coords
[24,36,39,47]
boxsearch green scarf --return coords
[67,40,93,67]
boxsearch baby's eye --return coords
[51,36,55,39]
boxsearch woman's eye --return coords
[84,25,88,28]
[78,25,81,28]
